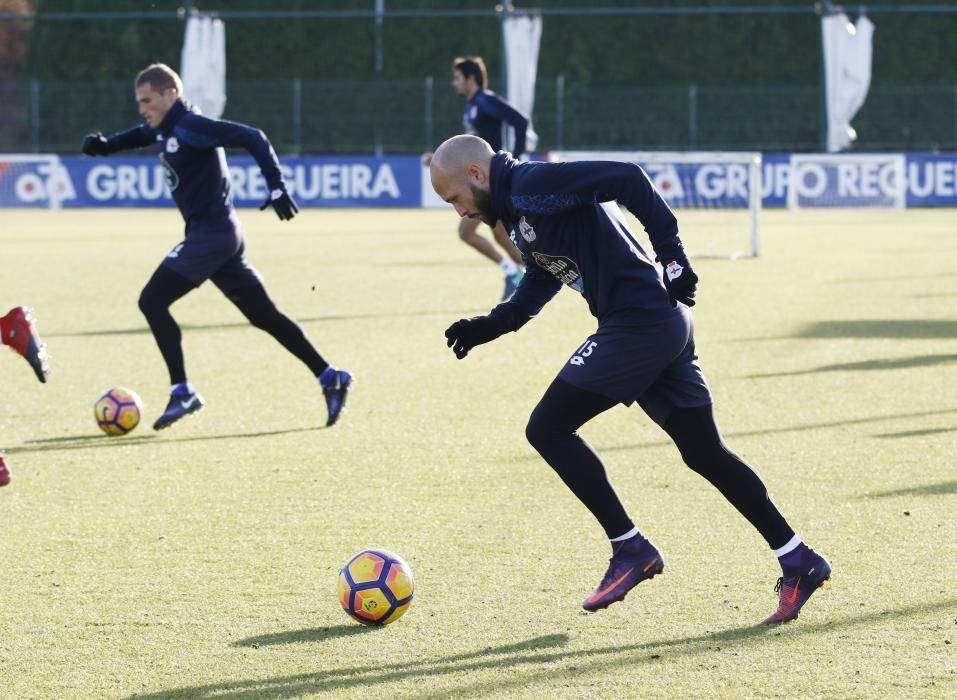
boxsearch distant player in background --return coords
[81,63,352,431]
[0,306,50,486]
[432,135,831,625]
[424,56,529,301]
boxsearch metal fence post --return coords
[30,79,39,153]
[556,74,565,151]
[424,75,433,151]
[688,83,698,149]
[292,77,302,155]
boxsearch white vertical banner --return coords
[502,10,542,153]
[180,14,227,119]
[822,12,874,153]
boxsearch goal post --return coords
[548,150,762,259]
[0,154,75,209]
[786,153,906,210]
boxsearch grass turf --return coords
[1,207,955,698]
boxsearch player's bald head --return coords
[429,135,498,227]
[430,135,495,182]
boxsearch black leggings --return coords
[525,378,794,548]
[138,265,328,385]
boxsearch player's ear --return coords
[466,163,486,184]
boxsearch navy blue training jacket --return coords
[464,90,529,159]
[487,153,686,330]
[101,99,285,224]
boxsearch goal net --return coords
[0,154,75,209]
[548,150,762,259]
[787,153,906,210]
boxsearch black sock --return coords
[526,378,633,538]
[663,405,795,548]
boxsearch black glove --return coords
[444,315,506,359]
[660,251,699,307]
[81,132,109,156]
[260,187,299,221]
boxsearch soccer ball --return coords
[337,549,414,626]
[94,387,142,436]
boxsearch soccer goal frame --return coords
[548,150,763,259]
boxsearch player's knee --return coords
[525,409,559,452]
[230,287,279,330]
[137,286,167,318]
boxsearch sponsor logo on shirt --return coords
[532,251,584,293]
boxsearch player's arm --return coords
[82,125,154,156]
[513,160,698,306]
[476,92,529,158]
[177,115,298,220]
[445,264,561,359]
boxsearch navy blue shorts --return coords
[160,219,264,294]
[557,305,712,426]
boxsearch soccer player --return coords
[81,63,352,431]
[431,135,831,625]
[1,305,50,486]
[424,56,529,300]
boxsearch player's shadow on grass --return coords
[793,319,957,340]
[866,479,957,498]
[746,353,957,378]
[233,624,372,647]
[8,426,319,455]
[127,599,957,699]
[45,308,483,339]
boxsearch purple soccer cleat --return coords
[583,535,664,612]
[763,547,832,625]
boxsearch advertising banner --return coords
[2,153,956,209]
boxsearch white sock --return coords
[499,259,519,276]
[610,526,639,542]
[773,534,802,558]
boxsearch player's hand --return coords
[444,315,504,359]
[81,132,109,156]
[260,187,299,221]
[660,253,699,307]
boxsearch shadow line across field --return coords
[505,406,957,460]
[127,598,957,699]
[746,352,957,378]
[8,426,320,455]
[43,307,482,338]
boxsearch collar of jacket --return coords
[157,99,191,136]
[490,150,519,224]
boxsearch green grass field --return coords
[1,207,955,699]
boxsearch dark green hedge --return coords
[22,1,957,152]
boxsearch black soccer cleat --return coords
[320,368,353,427]
[153,390,205,431]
